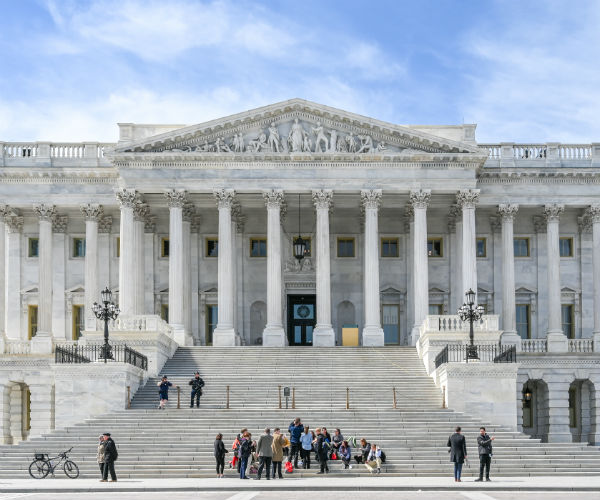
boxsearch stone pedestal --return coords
[0,382,11,444]
[545,380,572,443]
[30,332,53,355]
[28,383,54,438]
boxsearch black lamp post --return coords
[293,193,307,261]
[457,288,485,361]
[92,287,120,363]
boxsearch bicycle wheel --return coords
[63,460,79,479]
[29,459,49,479]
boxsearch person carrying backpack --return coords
[188,372,205,408]
[239,431,252,479]
[314,428,329,474]
[100,433,118,482]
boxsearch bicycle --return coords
[28,447,79,479]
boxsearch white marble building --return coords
[1,99,600,445]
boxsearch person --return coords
[447,426,468,482]
[331,428,344,457]
[96,435,105,478]
[214,433,228,478]
[322,427,332,444]
[188,372,205,408]
[100,433,118,482]
[271,428,286,479]
[354,438,370,464]
[157,375,177,410]
[255,428,274,480]
[300,426,313,469]
[314,428,329,474]
[364,444,382,474]
[231,428,247,471]
[239,431,252,479]
[339,440,352,469]
[288,417,303,468]
[475,426,494,482]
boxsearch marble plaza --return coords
[0,99,600,459]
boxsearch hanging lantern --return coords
[294,235,307,260]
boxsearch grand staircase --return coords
[2,346,600,478]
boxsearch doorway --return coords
[287,295,316,346]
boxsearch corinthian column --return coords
[410,189,430,345]
[588,205,600,350]
[80,204,103,331]
[457,190,480,301]
[213,189,238,346]
[0,206,6,336]
[498,204,520,346]
[3,210,22,339]
[165,190,188,345]
[133,202,148,315]
[361,189,384,346]
[115,189,137,317]
[544,204,567,351]
[312,190,335,346]
[262,190,285,346]
[34,204,55,337]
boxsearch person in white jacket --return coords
[364,444,382,474]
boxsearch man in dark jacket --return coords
[314,428,329,474]
[100,433,117,482]
[287,417,303,468]
[475,426,494,481]
[188,372,205,408]
[447,426,467,482]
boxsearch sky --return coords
[0,0,599,143]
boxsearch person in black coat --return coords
[188,372,205,408]
[475,426,494,481]
[100,433,118,482]
[447,426,467,482]
[314,428,329,474]
[214,433,228,478]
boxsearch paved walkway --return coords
[0,476,599,492]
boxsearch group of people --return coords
[447,426,495,482]
[156,372,205,409]
[214,417,386,480]
[96,433,118,482]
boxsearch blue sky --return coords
[1,0,599,143]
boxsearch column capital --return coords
[165,189,187,208]
[144,215,157,233]
[33,204,56,222]
[190,215,202,233]
[498,203,519,221]
[5,215,23,233]
[263,189,285,209]
[456,189,480,209]
[360,189,382,210]
[52,215,68,233]
[409,189,431,209]
[80,203,104,222]
[213,188,236,209]
[133,202,149,222]
[115,188,138,208]
[98,215,113,234]
[587,204,600,223]
[182,202,196,222]
[312,189,333,210]
[543,203,565,223]
[489,216,502,233]
[0,204,11,220]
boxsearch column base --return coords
[212,327,240,346]
[410,325,421,347]
[500,330,522,350]
[313,325,335,347]
[30,331,53,355]
[546,431,573,443]
[171,325,194,347]
[362,326,384,346]
[546,330,568,352]
[262,326,286,347]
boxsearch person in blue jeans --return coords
[239,432,252,479]
[300,426,313,469]
[287,417,303,468]
[447,426,467,482]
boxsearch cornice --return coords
[0,168,118,184]
[478,171,600,184]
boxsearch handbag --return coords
[331,452,337,460]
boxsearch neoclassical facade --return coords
[1,99,600,445]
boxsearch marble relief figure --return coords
[268,123,281,152]
[328,129,338,152]
[312,122,328,152]
[288,118,304,152]
[357,134,374,153]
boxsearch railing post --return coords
[177,386,181,409]
[278,385,282,409]
[127,386,131,409]
[292,387,296,409]
[226,385,230,409]
[346,387,349,410]
[393,387,397,409]
[442,386,446,409]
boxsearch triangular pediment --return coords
[114,98,481,156]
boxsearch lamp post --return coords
[92,287,120,363]
[457,288,484,361]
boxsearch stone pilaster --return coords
[312,189,335,346]
[456,189,480,301]
[262,190,286,346]
[404,204,414,342]
[27,383,54,439]
[0,206,7,336]
[410,189,431,345]
[544,204,567,351]
[499,204,521,346]
[361,189,384,346]
[33,204,55,341]
[545,379,572,443]
[0,382,11,444]
[80,204,103,331]
[4,212,22,339]
[212,189,238,345]
[133,202,148,315]
[115,189,138,317]
[589,205,600,351]
[182,202,195,339]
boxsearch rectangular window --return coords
[293,236,311,257]
[337,237,355,258]
[206,305,218,346]
[72,305,84,340]
[250,238,267,257]
[161,304,169,323]
[206,238,218,257]
[116,237,120,258]
[28,305,38,340]
[161,237,170,258]
[428,304,443,315]
[382,305,399,345]
[516,304,530,339]
[72,238,86,258]
[514,237,530,257]
[561,304,574,339]
[559,237,573,257]
[28,238,39,257]
[476,237,487,258]
[427,237,443,257]
[569,386,577,428]
[381,237,399,258]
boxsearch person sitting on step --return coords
[353,438,370,464]
[364,444,382,474]
[339,440,352,469]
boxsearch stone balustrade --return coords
[480,142,598,164]
[422,314,500,333]
[521,338,548,353]
[111,315,173,335]
[520,338,595,353]
[2,339,32,355]
[568,338,594,353]
[0,141,115,167]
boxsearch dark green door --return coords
[287,295,316,346]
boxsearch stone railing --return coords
[568,338,594,353]
[111,315,173,335]
[1,141,115,166]
[479,143,597,164]
[520,338,547,353]
[422,314,500,333]
[2,339,32,355]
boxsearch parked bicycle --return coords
[29,447,79,479]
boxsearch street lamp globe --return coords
[465,288,476,306]
[101,287,112,304]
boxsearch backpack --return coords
[285,461,293,473]
[380,450,386,463]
